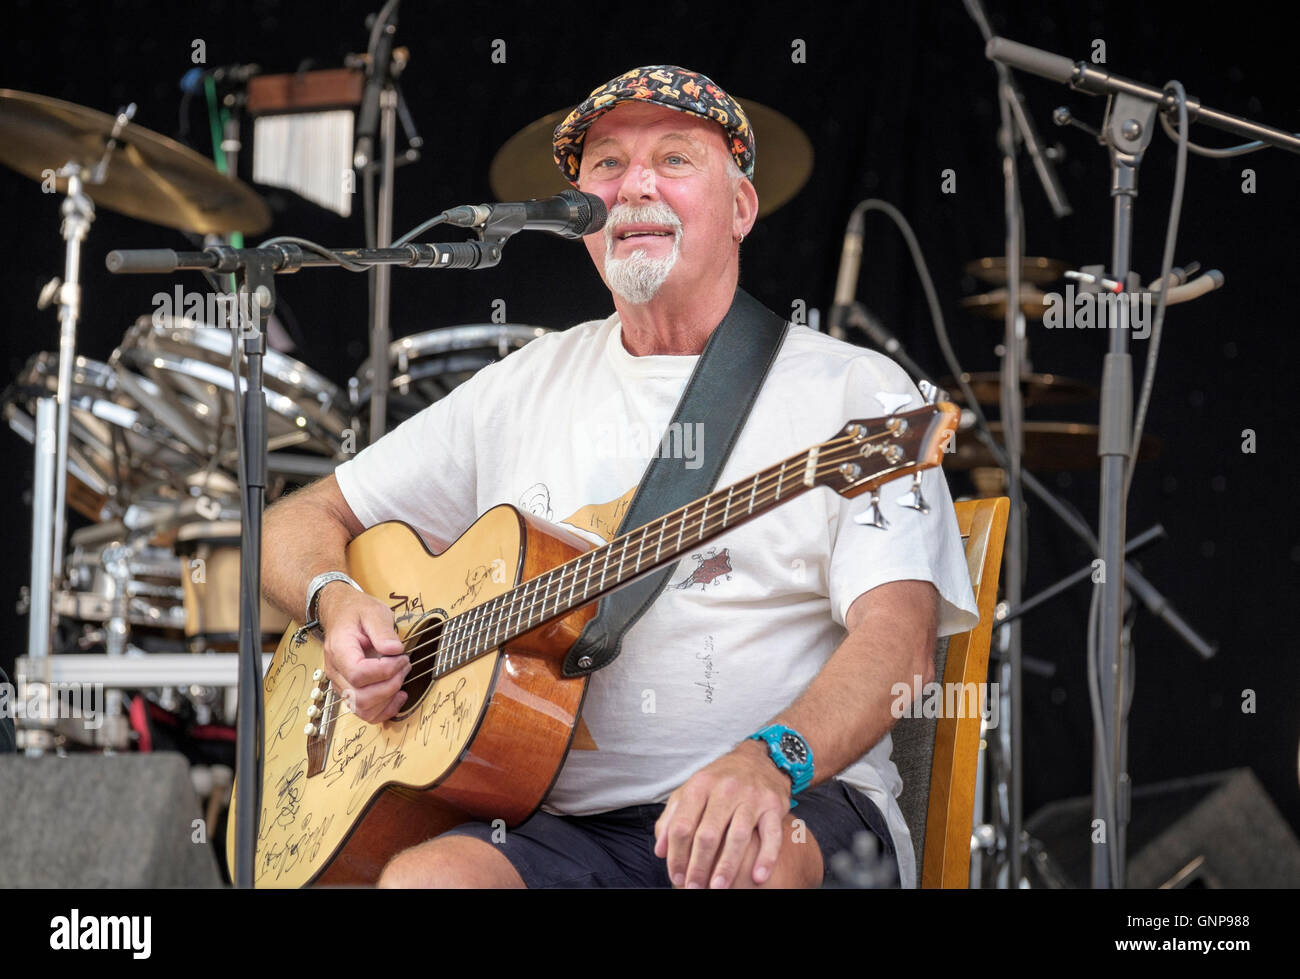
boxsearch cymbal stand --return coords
[27,105,134,684]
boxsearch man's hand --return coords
[653,739,792,888]
[318,583,409,724]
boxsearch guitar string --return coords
[310,427,938,729]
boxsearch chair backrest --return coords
[892,496,1009,888]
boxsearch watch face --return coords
[779,732,808,765]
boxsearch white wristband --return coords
[305,571,363,624]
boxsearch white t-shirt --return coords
[335,310,979,888]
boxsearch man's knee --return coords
[730,815,823,889]
[377,832,526,889]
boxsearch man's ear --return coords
[734,176,759,238]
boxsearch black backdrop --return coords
[3,0,1297,845]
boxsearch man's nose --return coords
[617,163,657,204]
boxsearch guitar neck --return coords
[432,448,823,675]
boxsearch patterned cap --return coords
[553,65,755,185]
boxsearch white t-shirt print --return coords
[335,311,980,888]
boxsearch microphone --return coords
[354,1,401,169]
[442,190,607,239]
[828,208,865,338]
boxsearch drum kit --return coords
[0,88,561,753]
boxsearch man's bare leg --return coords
[377,835,525,888]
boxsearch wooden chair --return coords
[891,496,1009,888]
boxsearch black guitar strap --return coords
[562,287,789,677]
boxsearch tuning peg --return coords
[897,473,929,513]
[917,379,948,405]
[853,490,889,530]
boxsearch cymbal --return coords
[964,256,1067,286]
[488,99,813,219]
[960,285,1052,320]
[941,372,1097,407]
[948,422,1161,472]
[0,89,270,234]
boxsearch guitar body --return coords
[227,504,596,888]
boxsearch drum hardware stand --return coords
[963,0,1076,886]
[841,302,1217,885]
[987,36,1300,888]
[25,104,134,715]
[354,0,424,443]
[94,541,135,750]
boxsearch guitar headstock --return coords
[812,401,959,528]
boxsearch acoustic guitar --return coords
[228,401,958,886]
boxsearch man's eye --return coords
[596,158,619,168]
[665,155,685,165]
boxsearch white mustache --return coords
[604,203,682,250]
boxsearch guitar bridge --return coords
[304,669,336,778]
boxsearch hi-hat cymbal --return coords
[941,372,1097,407]
[948,421,1161,471]
[488,99,813,218]
[960,285,1052,320]
[0,89,270,234]
[964,256,1067,286]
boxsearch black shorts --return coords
[439,777,900,888]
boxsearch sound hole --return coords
[395,615,443,719]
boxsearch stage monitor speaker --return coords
[1024,768,1300,888]
[0,752,223,887]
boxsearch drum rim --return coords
[121,317,346,407]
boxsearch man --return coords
[261,66,978,889]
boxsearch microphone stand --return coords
[106,229,513,886]
[986,35,1300,888]
[354,0,403,443]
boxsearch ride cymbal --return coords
[948,421,1161,471]
[941,372,1098,407]
[964,256,1067,287]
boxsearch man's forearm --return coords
[751,580,939,788]
[260,476,362,622]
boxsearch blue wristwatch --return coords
[749,724,814,803]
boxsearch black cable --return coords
[256,235,371,272]
[1127,83,1189,499]
[392,213,448,247]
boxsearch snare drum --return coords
[175,520,290,651]
[349,323,552,425]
